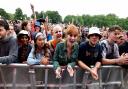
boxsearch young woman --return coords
[27,32,51,65]
[53,24,79,78]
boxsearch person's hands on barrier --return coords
[22,61,27,64]
[67,65,74,77]
[90,68,98,80]
[117,53,128,65]
[55,67,62,78]
[40,56,49,65]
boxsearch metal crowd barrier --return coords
[0,63,126,89]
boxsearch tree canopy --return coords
[1,7,128,30]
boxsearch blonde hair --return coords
[53,25,62,34]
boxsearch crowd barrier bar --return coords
[0,63,125,89]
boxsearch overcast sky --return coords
[1,0,128,18]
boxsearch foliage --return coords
[45,11,62,23]
[1,7,128,30]
[0,8,10,19]
[14,8,24,20]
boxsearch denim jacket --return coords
[27,47,51,65]
[53,41,79,69]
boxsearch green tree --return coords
[105,14,118,26]
[91,15,106,27]
[0,8,10,19]
[45,11,62,23]
[64,15,75,24]
[82,15,92,26]
[119,18,128,30]
[75,16,84,26]
[38,11,46,19]
[23,14,28,20]
[8,13,14,20]
[14,8,24,20]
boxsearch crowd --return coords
[1,17,128,89]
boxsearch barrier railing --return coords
[0,63,126,89]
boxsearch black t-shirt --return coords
[78,41,102,66]
[18,44,32,63]
[119,41,128,55]
[119,41,128,68]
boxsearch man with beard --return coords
[0,19,18,64]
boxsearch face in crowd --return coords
[17,30,30,45]
[116,33,125,45]
[87,27,102,46]
[66,24,79,44]
[26,22,31,31]
[0,26,7,40]
[7,25,15,37]
[35,33,46,48]
[19,35,29,45]
[108,26,123,42]
[109,29,122,42]
[89,34,101,46]
[53,25,63,40]
[101,30,108,40]
[21,21,31,31]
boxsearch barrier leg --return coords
[29,68,36,89]
[59,76,62,89]
[99,68,102,89]
[0,67,7,89]
[44,68,48,89]
[121,68,124,88]
[12,68,17,89]
[73,69,76,89]
[82,71,89,89]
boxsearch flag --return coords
[30,3,34,12]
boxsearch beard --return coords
[0,35,4,40]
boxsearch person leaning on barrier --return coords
[78,27,102,80]
[27,32,51,65]
[17,30,32,63]
[100,25,128,89]
[101,25,128,65]
[116,33,128,68]
[53,24,79,78]
[0,19,18,64]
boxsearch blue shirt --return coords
[27,47,45,65]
